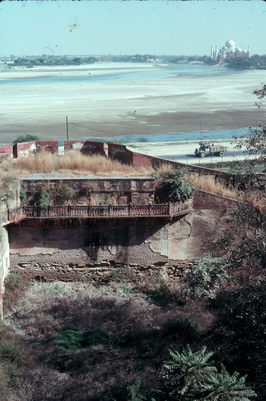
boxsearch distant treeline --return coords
[6,54,207,67]
[4,54,266,70]
[226,54,266,70]
[11,55,98,67]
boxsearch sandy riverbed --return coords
[0,63,264,143]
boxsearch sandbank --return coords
[0,64,265,143]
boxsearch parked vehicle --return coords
[195,141,227,157]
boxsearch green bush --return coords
[52,328,110,351]
[155,169,194,203]
[186,255,231,299]
[33,188,51,207]
[162,345,256,401]
[127,377,146,401]
[53,184,76,205]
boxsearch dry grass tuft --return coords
[186,172,266,211]
[186,173,244,201]
[154,163,174,179]
[4,151,151,177]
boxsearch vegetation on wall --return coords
[155,167,194,203]
[29,183,76,207]
[0,165,19,202]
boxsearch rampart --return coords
[4,138,265,190]
[0,138,253,318]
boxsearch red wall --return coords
[108,143,133,164]
[193,190,242,210]
[36,141,58,154]
[13,141,36,158]
[0,144,13,161]
[81,141,108,157]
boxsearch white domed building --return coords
[225,39,236,51]
[211,39,249,62]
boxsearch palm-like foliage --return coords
[163,345,216,399]
[202,365,257,401]
[162,346,256,401]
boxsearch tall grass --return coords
[186,172,266,211]
[186,173,244,201]
[0,163,18,199]
[10,151,151,177]
[153,163,174,179]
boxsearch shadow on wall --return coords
[7,218,173,262]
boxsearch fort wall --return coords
[0,227,10,319]
[21,176,156,206]
[193,189,243,210]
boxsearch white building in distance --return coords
[211,39,250,62]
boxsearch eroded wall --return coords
[0,227,10,319]
[21,177,155,206]
[8,206,232,268]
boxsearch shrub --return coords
[53,184,76,205]
[155,169,194,203]
[33,187,51,207]
[162,345,216,400]
[211,283,266,400]
[126,377,146,401]
[186,255,231,299]
[52,328,110,351]
[162,345,256,401]
[202,365,257,401]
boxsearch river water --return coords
[0,62,243,86]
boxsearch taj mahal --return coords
[211,39,250,62]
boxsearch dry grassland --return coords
[1,151,151,177]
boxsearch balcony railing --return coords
[1,201,192,224]
[21,202,191,219]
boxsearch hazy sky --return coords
[1,1,266,56]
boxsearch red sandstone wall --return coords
[193,189,242,210]
[108,143,132,164]
[8,139,262,191]
[21,177,156,206]
[36,141,58,154]
[0,144,13,161]
[14,141,36,158]
[81,141,108,157]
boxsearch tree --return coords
[234,85,266,161]
[13,134,39,145]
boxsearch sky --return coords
[0,1,266,57]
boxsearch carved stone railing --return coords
[21,202,191,219]
[1,201,192,223]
